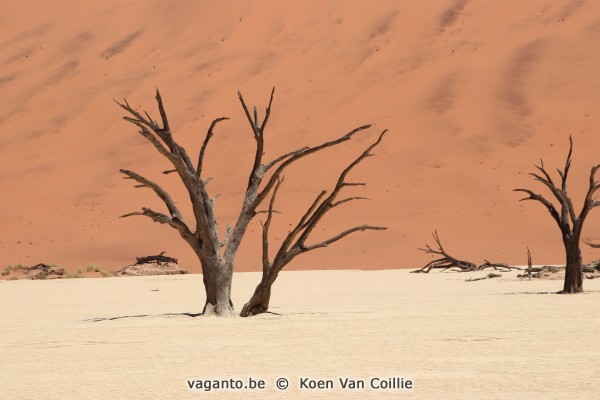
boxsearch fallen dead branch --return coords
[517,260,600,279]
[517,265,563,278]
[479,260,522,272]
[465,273,502,282]
[134,251,178,266]
[412,231,478,273]
[412,231,521,273]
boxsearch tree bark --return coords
[240,268,279,317]
[240,281,273,317]
[196,252,235,316]
[563,236,583,293]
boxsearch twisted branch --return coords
[412,231,478,273]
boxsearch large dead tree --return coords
[240,132,387,317]
[514,137,600,293]
[116,88,384,316]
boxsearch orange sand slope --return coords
[1,270,600,399]
[1,1,600,272]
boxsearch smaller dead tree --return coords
[514,136,600,293]
[240,131,387,317]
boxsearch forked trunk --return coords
[563,236,583,293]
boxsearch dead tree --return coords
[514,136,600,293]
[240,132,387,317]
[412,231,478,272]
[116,88,383,316]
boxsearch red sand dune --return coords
[1,0,599,272]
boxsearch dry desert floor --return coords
[1,269,599,399]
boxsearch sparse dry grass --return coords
[3,264,117,280]
[85,265,116,277]
[2,264,29,275]
[64,269,84,279]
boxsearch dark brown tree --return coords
[514,137,600,293]
[116,88,384,316]
[240,132,387,317]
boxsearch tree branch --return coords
[225,116,374,263]
[295,130,387,247]
[117,90,223,259]
[559,135,573,191]
[268,130,387,269]
[260,87,275,133]
[273,190,328,263]
[261,177,284,275]
[238,90,266,193]
[529,170,574,226]
[255,124,374,206]
[155,89,171,133]
[120,169,185,219]
[116,97,195,176]
[238,91,261,137]
[120,207,193,238]
[197,117,229,176]
[576,164,600,229]
[331,197,369,207]
[514,188,563,229]
[300,225,387,252]
[263,147,310,172]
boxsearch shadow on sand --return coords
[82,310,283,322]
[83,312,202,322]
[498,290,600,295]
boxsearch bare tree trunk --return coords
[241,280,273,317]
[241,269,278,317]
[194,250,234,316]
[563,236,583,293]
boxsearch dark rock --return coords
[27,264,65,280]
